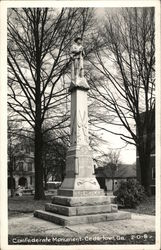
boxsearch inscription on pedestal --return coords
[73,190,104,196]
[57,189,105,197]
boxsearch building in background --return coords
[8,143,35,192]
[95,164,136,192]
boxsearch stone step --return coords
[45,203,118,216]
[34,210,131,226]
[52,195,115,207]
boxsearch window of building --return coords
[18,162,23,171]
[152,167,155,179]
[28,162,32,171]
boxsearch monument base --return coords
[52,194,115,206]
[34,193,131,226]
[34,209,131,226]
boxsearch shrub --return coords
[114,179,146,208]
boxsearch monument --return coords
[34,38,131,225]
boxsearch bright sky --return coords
[101,129,136,164]
[92,124,136,165]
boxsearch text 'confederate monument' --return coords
[34,38,131,225]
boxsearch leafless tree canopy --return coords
[88,7,155,194]
[7,8,95,199]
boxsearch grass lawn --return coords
[8,195,52,217]
[8,194,155,216]
[120,196,155,215]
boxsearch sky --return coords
[91,123,136,165]
[101,128,136,164]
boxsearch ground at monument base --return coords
[8,213,155,240]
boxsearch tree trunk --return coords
[34,77,45,199]
[8,154,15,197]
[43,166,48,191]
[34,23,45,200]
[34,125,45,199]
[138,147,152,196]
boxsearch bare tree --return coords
[88,8,155,195]
[103,150,121,191]
[7,8,95,199]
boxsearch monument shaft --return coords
[59,86,101,193]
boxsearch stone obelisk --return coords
[34,38,131,225]
[58,37,103,196]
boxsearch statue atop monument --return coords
[71,37,84,79]
[70,37,89,91]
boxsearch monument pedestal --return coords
[34,209,130,226]
[34,192,131,226]
[34,81,131,225]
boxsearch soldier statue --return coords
[70,37,89,90]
